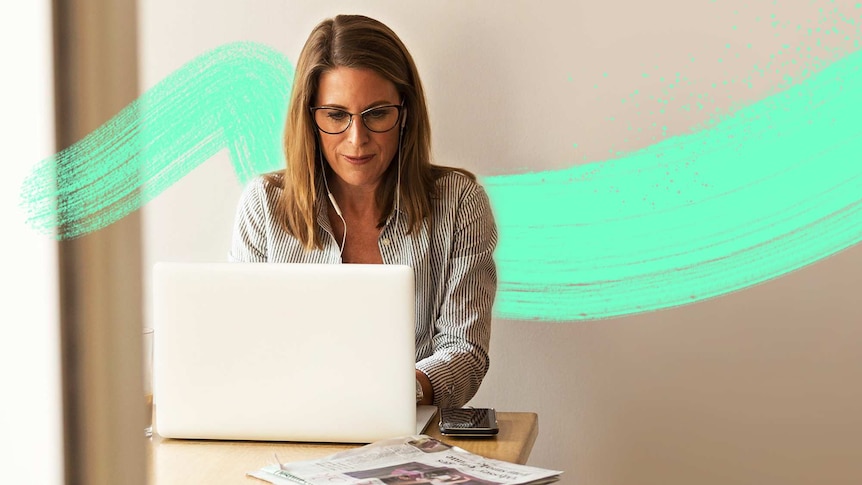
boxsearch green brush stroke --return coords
[487,48,862,321]
[19,41,862,321]
[21,41,294,238]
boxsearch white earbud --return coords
[327,192,343,217]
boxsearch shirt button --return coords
[381,238,391,246]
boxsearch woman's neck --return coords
[327,178,380,220]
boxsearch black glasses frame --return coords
[309,104,404,135]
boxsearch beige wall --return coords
[140,1,862,483]
[473,244,862,483]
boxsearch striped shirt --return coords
[228,171,498,408]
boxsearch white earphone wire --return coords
[395,122,403,222]
[320,148,347,255]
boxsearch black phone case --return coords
[439,408,499,436]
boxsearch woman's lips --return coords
[343,154,373,165]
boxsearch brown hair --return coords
[265,14,473,250]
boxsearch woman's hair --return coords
[266,14,473,250]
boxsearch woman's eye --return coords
[326,111,348,121]
[365,109,389,119]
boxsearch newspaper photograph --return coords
[248,435,562,485]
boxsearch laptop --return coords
[153,262,434,443]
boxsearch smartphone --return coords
[439,407,498,437]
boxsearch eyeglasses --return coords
[309,104,403,135]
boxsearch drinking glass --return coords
[143,327,154,438]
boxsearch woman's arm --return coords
[416,183,498,408]
[229,178,269,262]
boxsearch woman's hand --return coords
[415,369,434,405]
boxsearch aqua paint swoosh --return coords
[19,40,862,321]
[485,49,862,321]
[20,41,294,239]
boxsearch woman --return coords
[229,14,497,409]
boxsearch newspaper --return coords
[248,435,562,485]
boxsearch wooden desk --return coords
[147,412,538,484]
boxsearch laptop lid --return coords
[153,262,416,443]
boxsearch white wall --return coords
[140,2,862,483]
[0,2,63,484]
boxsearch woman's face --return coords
[314,66,402,194]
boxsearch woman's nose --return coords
[346,116,370,145]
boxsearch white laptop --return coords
[153,262,434,443]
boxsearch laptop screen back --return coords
[153,262,416,443]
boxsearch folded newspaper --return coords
[248,435,562,485]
